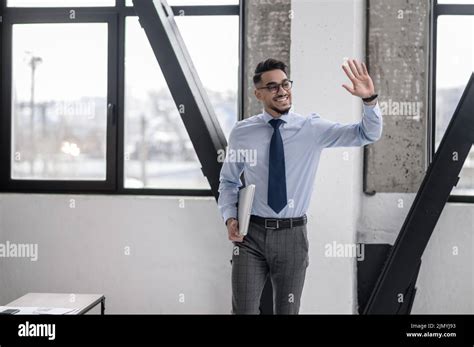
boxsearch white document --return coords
[0,306,77,315]
[238,184,256,236]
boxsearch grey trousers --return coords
[231,220,309,314]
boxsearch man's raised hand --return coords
[342,58,375,99]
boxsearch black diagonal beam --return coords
[364,73,474,314]
[133,0,228,200]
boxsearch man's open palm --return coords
[342,59,375,99]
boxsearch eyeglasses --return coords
[257,80,293,94]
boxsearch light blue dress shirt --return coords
[217,102,383,223]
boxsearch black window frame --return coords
[431,0,474,203]
[0,0,244,197]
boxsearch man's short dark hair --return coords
[253,58,288,86]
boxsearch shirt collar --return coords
[262,109,291,125]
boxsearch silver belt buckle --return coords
[265,219,279,229]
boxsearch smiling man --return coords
[217,58,383,314]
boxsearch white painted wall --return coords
[291,0,366,313]
[358,193,474,313]
[0,194,233,313]
[0,206,4,298]
[413,203,474,313]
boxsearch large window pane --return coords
[436,16,474,195]
[11,23,108,180]
[7,0,115,7]
[167,0,238,3]
[126,0,238,6]
[124,16,238,189]
[175,15,238,138]
[437,0,474,4]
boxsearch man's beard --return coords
[270,104,291,115]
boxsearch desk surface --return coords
[7,293,104,315]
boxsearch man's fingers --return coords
[342,64,356,82]
[229,236,243,242]
[232,226,244,241]
[227,219,243,242]
[233,228,242,238]
[361,62,369,75]
[353,59,364,76]
[342,84,355,95]
[230,230,244,242]
[348,59,361,78]
[228,230,243,242]
[229,222,240,235]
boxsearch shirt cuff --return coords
[363,100,378,109]
[222,209,237,225]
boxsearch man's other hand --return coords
[226,218,244,242]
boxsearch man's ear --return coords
[254,88,262,101]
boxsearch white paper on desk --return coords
[238,184,255,236]
[0,306,77,315]
[34,307,77,314]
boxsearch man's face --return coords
[254,69,292,116]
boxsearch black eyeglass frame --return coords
[256,80,293,93]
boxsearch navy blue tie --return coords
[268,118,287,213]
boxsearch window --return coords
[0,0,242,195]
[7,0,115,6]
[433,0,474,201]
[437,0,474,3]
[124,15,238,189]
[11,23,108,180]
[126,0,238,5]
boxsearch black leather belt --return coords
[250,214,307,230]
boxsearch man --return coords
[217,58,382,314]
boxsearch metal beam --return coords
[132,0,228,200]
[364,73,474,314]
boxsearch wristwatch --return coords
[362,94,378,103]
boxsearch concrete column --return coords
[365,0,430,193]
[243,0,292,118]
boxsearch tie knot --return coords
[269,118,284,129]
